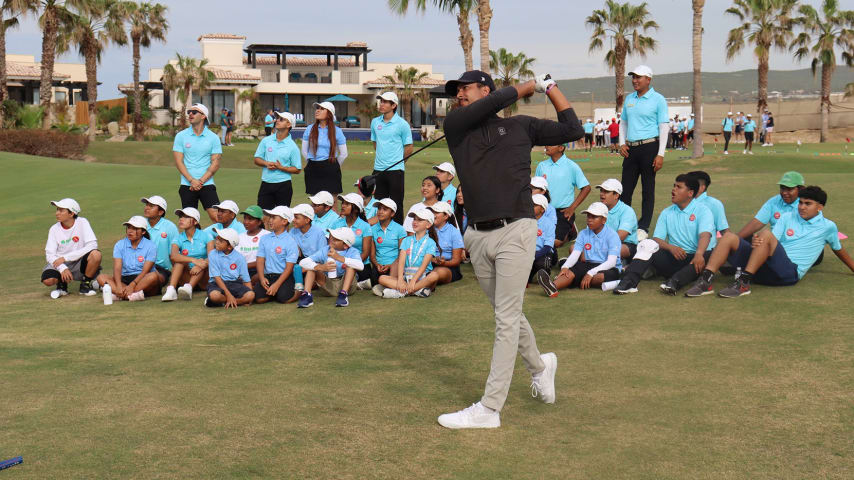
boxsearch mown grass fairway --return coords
[1,140,853,478]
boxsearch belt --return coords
[627,137,658,147]
[470,217,518,231]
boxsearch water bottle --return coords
[103,283,113,305]
[327,259,338,279]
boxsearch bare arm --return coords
[737,219,766,239]
[833,248,854,273]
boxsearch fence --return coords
[74,97,128,126]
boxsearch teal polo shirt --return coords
[314,209,340,233]
[653,199,716,253]
[574,225,623,271]
[145,217,179,271]
[264,114,274,128]
[171,228,213,268]
[606,200,638,245]
[687,119,694,130]
[113,237,156,277]
[772,211,842,279]
[364,198,378,220]
[696,192,729,234]
[254,134,302,183]
[755,194,799,228]
[744,120,756,133]
[172,126,222,186]
[401,234,437,273]
[371,114,413,171]
[583,122,595,134]
[620,87,669,141]
[721,118,734,132]
[203,219,247,236]
[534,155,589,209]
[371,220,406,265]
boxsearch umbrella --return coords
[325,94,357,102]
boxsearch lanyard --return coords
[407,235,429,268]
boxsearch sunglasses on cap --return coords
[187,110,200,116]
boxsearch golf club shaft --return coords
[379,134,446,172]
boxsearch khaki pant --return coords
[464,218,546,411]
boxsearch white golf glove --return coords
[535,73,556,93]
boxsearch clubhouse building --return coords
[5,54,88,106]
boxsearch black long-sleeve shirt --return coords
[444,86,584,223]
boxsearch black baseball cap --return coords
[444,70,496,96]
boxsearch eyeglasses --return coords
[187,110,200,116]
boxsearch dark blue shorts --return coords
[207,280,251,297]
[727,238,799,286]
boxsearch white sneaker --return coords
[531,352,557,404]
[637,229,648,242]
[161,285,177,302]
[723,150,729,155]
[372,284,385,297]
[382,288,406,299]
[743,150,747,154]
[356,279,372,290]
[128,290,145,302]
[437,402,500,429]
[177,284,193,301]
[50,288,68,299]
[414,288,432,298]
[748,151,754,155]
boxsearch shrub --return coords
[15,105,44,129]
[0,129,89,159]
[96,105,124,126]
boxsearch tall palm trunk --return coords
[39,6,58,129]
[756,52,769,114]
[476,0,491,74]
[84,36,98,141]
[819,62,831,143]
[456,7,474,71]
[0,15,7,126]
[132,35,143,140]
[614,47,626,111]
[692,0,704,159]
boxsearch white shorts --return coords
[765,127,773,133]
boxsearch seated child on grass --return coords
[374,209,440,299]
[97,216,158,302]
[161,207,214,301]
[205,228,254,308]
[297,227,364,308]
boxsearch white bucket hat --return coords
[408,208,435,224]
[530,176,549,191]
[292,204,315,221]
[581,202,609,218]
[376,91,399,105]
[312,101,336,120]
[595,178,623,195]
[428,201,453,216]
[376,198,398,214]
[213,200,239,215]
[432,162,456,177]
[174,207,201,224]
[274,111,296,128]
[531,194,549,210]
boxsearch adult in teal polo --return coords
[618,65,669,235]
[254,111,302,209]
[721,112,734,155]
[582,118,595,151]
[371,91,413,224]
[264,109,275,136]
[173,103,222,224]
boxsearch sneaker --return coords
[659,278,678,296]
[336,291,349,307]
[50,288,68,299]
[356,279,372,290]
[177,284,193,301]
[748,151,754,155]
[684,277,715,297]
[536,269,558,298]
[78,280,97,296]
[613,280,638,295]
[382,288,406,299]
[414,288,431,298]
[718,278,751,298]
[161,285,178,302]
[637,229,648,242]
[437,402,500,429]
[297,292,314,308]
[724,150,729,155]
[128,290,145,302]
[531,352,557,404]
[743,150,747,154]
[204,297,222,308]
[372,284,385,297]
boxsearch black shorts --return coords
[257,180,294,209]
[555,209,576,242]
[304,159,342,195]
[154,265,171,281]
[357,263,372,283]
[745,132,754,142]
[449,265,463,283]
[253,273,295,303]
[611,136,618,145]
[622,242,637,259]
[121,274,138,285]
[264,127,272,136]
[735,125,743,133]
[207,280,251,297]
[248,267,258,279]
[567,261,620,287]
[727,238,799,286]
[584,133,593,143]
[179,184,220,211]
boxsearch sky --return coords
[4,0,834,99]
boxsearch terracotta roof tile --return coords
[209,67,260,81]
[6,61,70,80]
[198,33,246,41]
[364,77,444,87]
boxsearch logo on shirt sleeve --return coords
[137,255,144,262]
[72,236,79,243]
[585,243,592,250]
[786,229,794,237]
[230,263,237,270]
[774,212,781,219]
[689,214,696,222]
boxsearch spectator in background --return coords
[264,109,275,136]
[302,102,348,202]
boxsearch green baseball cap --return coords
[777,171,805,188]
[240,205,264,219]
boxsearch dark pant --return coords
[253,273,295,303]
[554,210,577,242]
[179,184,220,210]
[723,131,732,151]
[265,127,272,136]
[304,160,342,196]
[528,250,553,283]
[373,169,405,225]
[620,250,711,290]
[257,180,294,209]
[621,141,658,231]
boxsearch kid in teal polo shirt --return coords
[254,111,302,209]
[206,228,254,308]
[687,171,729,236]
[737,171,804,239]
[596,178,639,260]
[369,199,406,286]
[534,144,590,247]
[254,206,299,304]
[141,195,179,286]
[161,207,214,302]
[96,216,159,302]
[331,192,373,288]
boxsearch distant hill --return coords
[530,66,853,104]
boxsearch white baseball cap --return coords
[328,227,356,247]
[376,91,399,105]
[531,194,549,210]
[530,176,549,191]
[174,207,201,224]
[432,162,456,177]
[292,203,315,221]
[189,103,209,119]
[586,118,591,122]
[123,215,149,230]
[581,202,609,218]
[338,192,365,211]
[690,113,695,117]
[213,200,239,215]
[273,111,296,128]
[51,198,80,215]
[263,206,294,223]
[428,201,453,216]
[596,178,623,195]
[213,227,240,247]
[312,101,336,120]
[633,238,660,261]
[628,65,653,78]
[727,111,733,115]
[309,191,334,207]
[376,198,397,214]
[140,195,167,212]
[747,113,752,117]
[408,208,435,224]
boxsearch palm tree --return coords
[126,1,168,140]
[388,0,475,71]
[37,0,84,128]
[161,53,215,129]
[382,65,429,124]
[692,0,705,159]
[1,0,39,125]
[790,0,854,143]
[60,0,128,140]
[725,0,798,114]
[475,0,491,73]
[586,1,659,111]
[489,48,535,117]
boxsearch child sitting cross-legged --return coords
[374,209,440,298]
[205,228,255,308]
[297,227,364,308]
[96,216,159,302]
